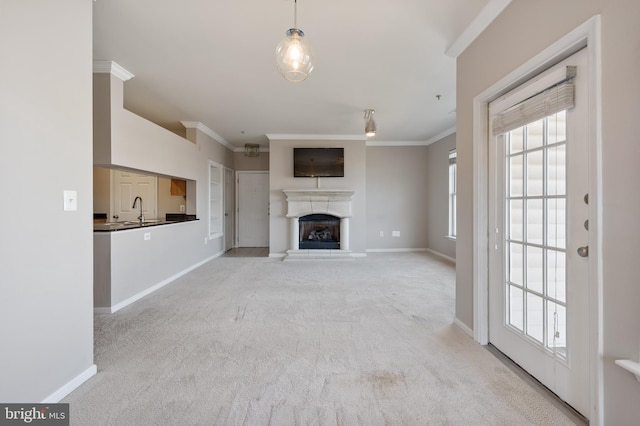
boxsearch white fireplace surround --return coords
[283,189,354,259]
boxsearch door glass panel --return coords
[526,245,543,293]
[547,250,566,302]
[509,155,524,197]
[526,293,544,343]
[505,111,569,359]
[546,198,566,249]
[509,200,523,241]
[526,150,544,196]
[526,199,543,245]
[547,145,566,196]
[509,285,524,331]
[509,243,523,285]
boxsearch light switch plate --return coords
[63,190,77,211]
[392,231,401,237]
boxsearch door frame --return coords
[471,16,603,423]
[223,167,235,251]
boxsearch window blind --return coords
[491,66,576,136]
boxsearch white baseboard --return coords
[95,252,221,314]
[366,248,428,253]
[425,248,456,264]
[454,317,474,337]
[42,364,97,403]
[269,253,286,258]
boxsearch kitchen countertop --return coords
[93,218,198,232]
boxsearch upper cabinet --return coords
[170,178,187,196]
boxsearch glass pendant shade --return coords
[365,119,376,137]
[364,109,376,137]
[276,28,314,82]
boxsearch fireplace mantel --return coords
[283,189,354,218]
[282,189,355,259]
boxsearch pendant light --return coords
[275,0,314,82]
[364,109,376,137]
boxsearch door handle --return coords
[577,246,589,258]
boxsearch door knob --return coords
[577,246,589,258]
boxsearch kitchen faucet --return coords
[132,196,144,223]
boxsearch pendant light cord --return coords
[293,0,298,29]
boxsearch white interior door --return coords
[111,170,157,222]
[488,49,590,416]
[237,171,269,247]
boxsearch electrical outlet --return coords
[204,237,208,245]
[392,231,401,237]
[380,231,384,237]
[180,204,185,212]
[144,232,151,241]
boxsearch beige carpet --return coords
[64,252,576,425]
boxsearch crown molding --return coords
[424,126,457,145]
[92,60,134,81]
[180,121,235,151]
[365,127,456,147]
[446,0,512,58]
[266,134,366,142]
[366,140,430,147]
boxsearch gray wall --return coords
[269,139,367,255]
[0,0,95,401]
[366,146,430,250]
[425,134,456,259]
[93,167,111,216]
[234,151,270,171]
[94,73,233,259]
[456,1,640,423]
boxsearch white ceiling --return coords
[93,0,503,149]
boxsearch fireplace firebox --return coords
[299,214,340,249]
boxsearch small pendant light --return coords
[275,0,314,82]
[364,109,376,137]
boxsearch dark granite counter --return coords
[94,217,198,232]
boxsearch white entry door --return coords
[488,49,590,416]
[111,170,157,222]
[237,171,269,247]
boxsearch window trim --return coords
[208,160,223,239]
[448,149,457,239]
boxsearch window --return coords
[448,149,457,238]
[209,161,223,239]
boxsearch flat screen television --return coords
[294,148,344,178]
